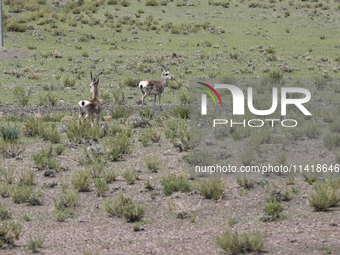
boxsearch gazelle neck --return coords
[92,84,99,100]
[161,75,168,87]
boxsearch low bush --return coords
[32,147,60,171]
[0,221,22,248]
[144,155,160,172]
[10,185,33,204]
[308,180,340,211]
[0,203,12,220]
[216,229,266,254]
[106,132,131,161]
[53,188,79,220]
[103,168,117,183]
[197,178,224,200]
[103,194,145,222]
[27,235,44,253]
[161,174,190,196]
[0,123,20,142]
[237,177,254,189]
[94,178,109,196]
[66,119,105,143]
[123,169,139,185]
[71,171,91,192]
[263,200,284,218]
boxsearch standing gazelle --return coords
[139,64,173,105]
[78,70,104,124]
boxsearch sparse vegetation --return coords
[161,173,190,196]
[103,194,145,222]
[0,0,339,253]
[216,229,266,254]
[197,178,224,200]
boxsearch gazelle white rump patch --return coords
[139,81,149,88]
[78,100,91,113]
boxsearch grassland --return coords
[0,0,340,254]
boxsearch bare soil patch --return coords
[0,47,32,62]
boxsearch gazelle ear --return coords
[96,78,100,83]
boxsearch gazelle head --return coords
[90,70,104,94]
[159,64,173,85]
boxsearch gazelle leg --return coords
[159,94,161,104]
[154,95,156,103]
[79,106,83,119]
[142,93,148,105]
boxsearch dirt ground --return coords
[0,47,32,62]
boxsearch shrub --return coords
[305,124,321,139]
[103,168,117,183]
[0,221,22,248]
[71,171,91,192]
[103,194,145,222]
[123,169,139,185]
[172,106,190,119]
[240,145,254,166]
[55,145,65,155]
[161,174,190,196]
[66,119,105,143]
[216,229,266,254]
[148,127,161,143]
[13,86,30,106]
[94,178,109,197]
[121,0,130,7]
[124,77,139,87]
[0,203,12,220]
[144,155,160,172]
[40,124,60,143]
[197,178,224,200]
[11,185,33,204]
[308,180,340,211]
[0,123,20,142]
[110,105,132,119]
[106,132,131,161]
[145,0,159,6]
[107,0,118,4]
[139,132,150,147]
[27,235,44,253]
[53,188,79,216]
[237,177,254,189]
[23,117,43,137]
[63,77,76,87]
[6,20,27,32]
[263,200,283,217]
[324,133,340,149]
[164,119,190,152]
[269,70,283,79]
[18,169,35,186]
[32,148,60,171]
[168,81,182,90]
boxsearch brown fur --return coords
[139,67,173,105]
[79,71,104,124]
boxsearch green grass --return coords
[1,0,340,96]
[216,229,266,254]
[103,193,145,222]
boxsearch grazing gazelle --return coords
[78,70,104,124]
[139,64,173,105]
